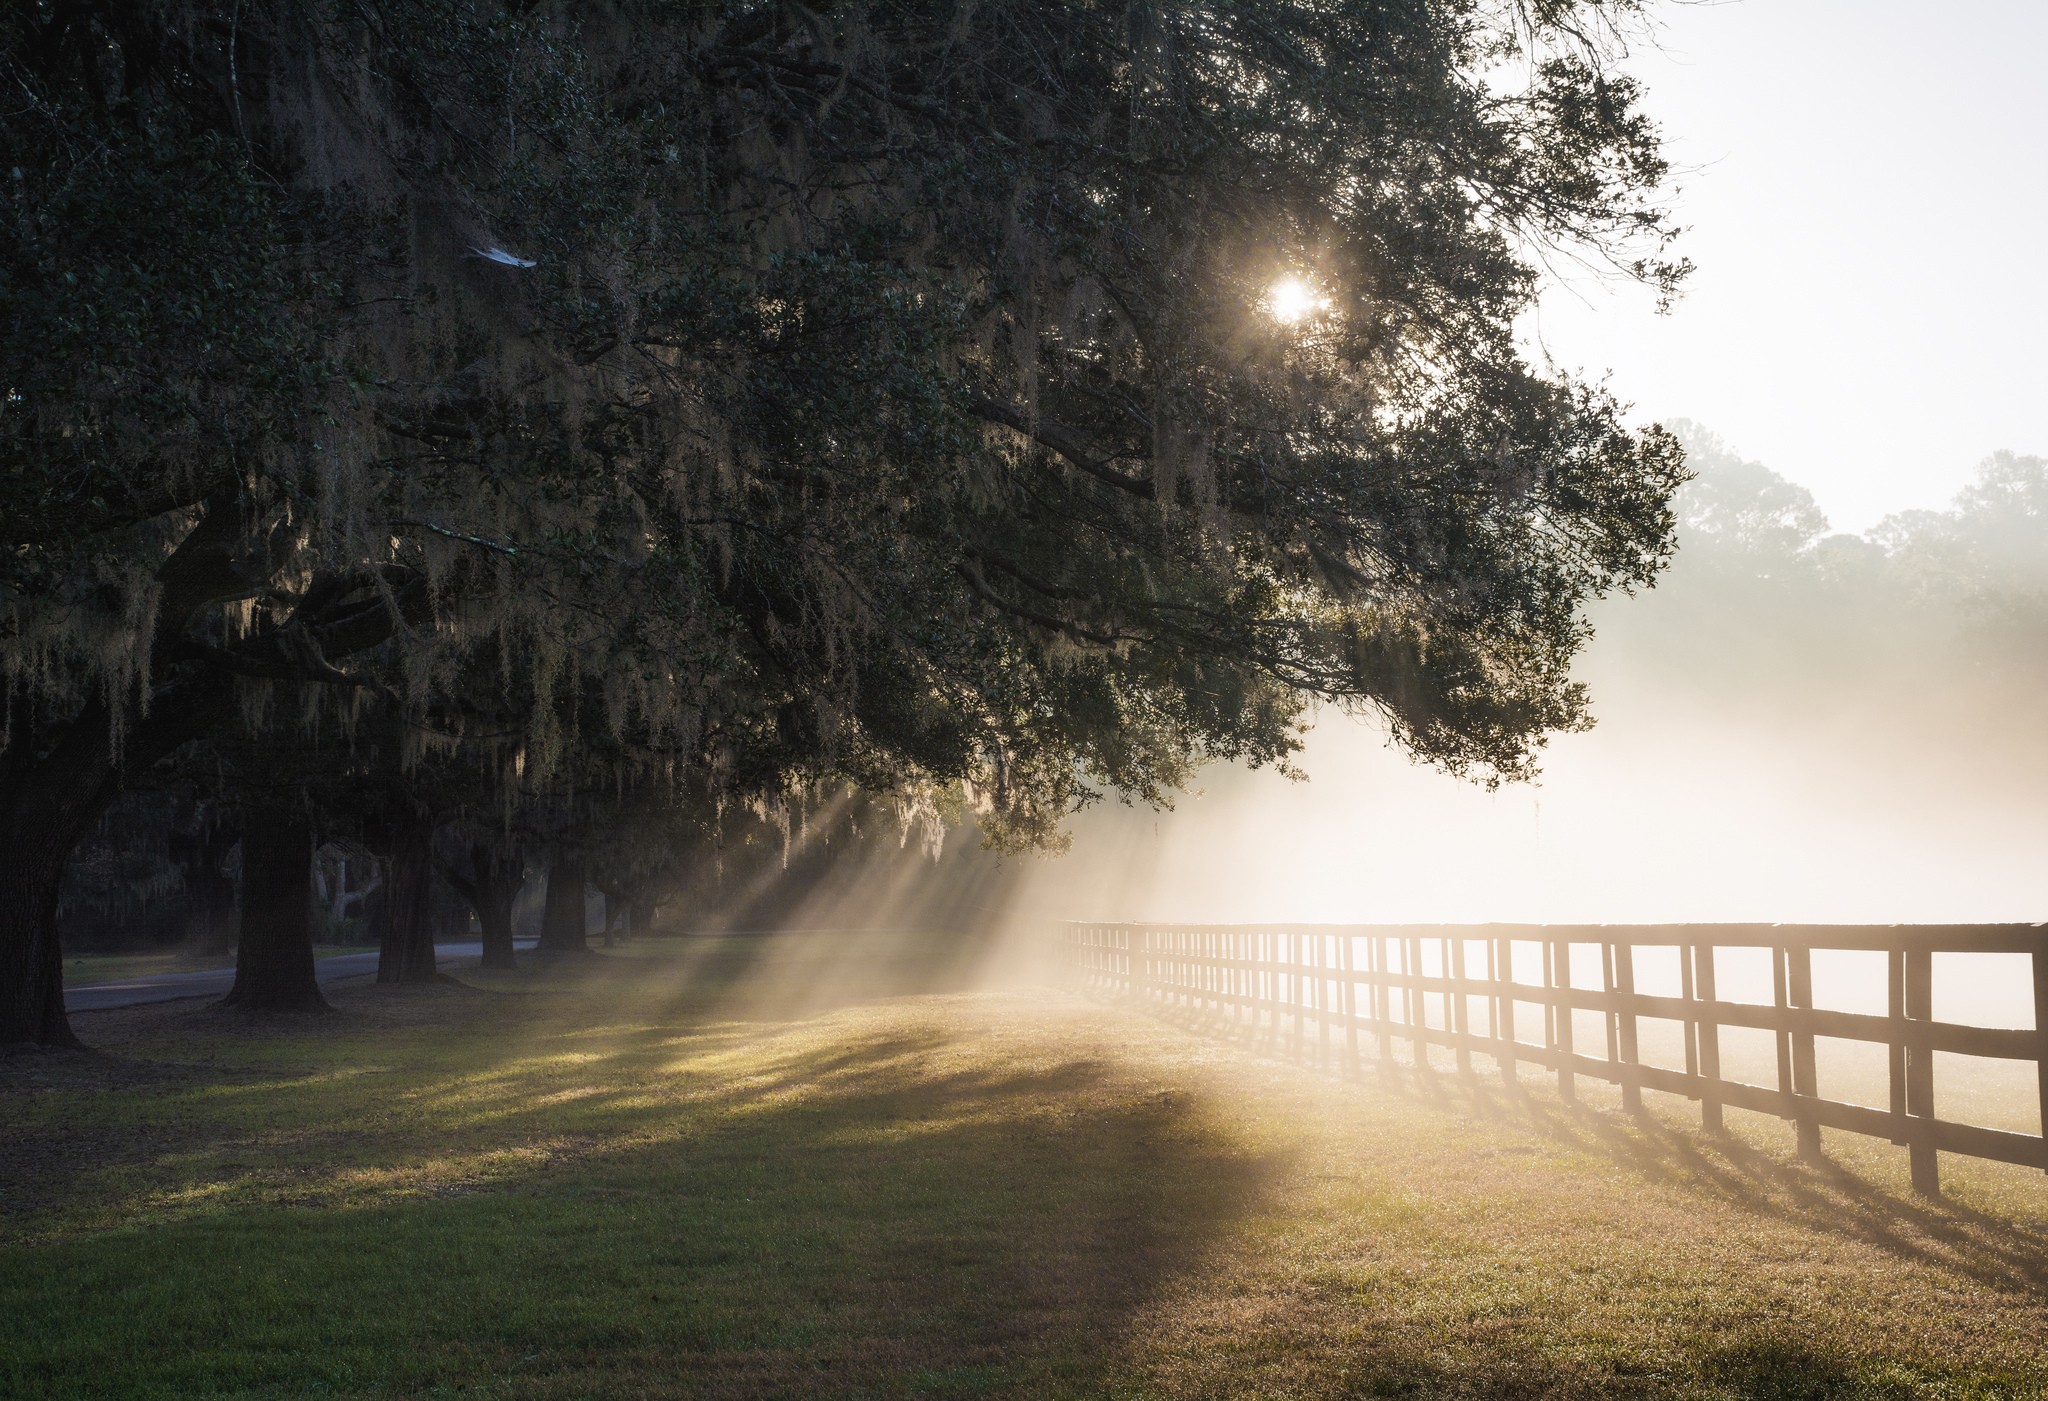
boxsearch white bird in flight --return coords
[467,245,537,268]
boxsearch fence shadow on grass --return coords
[1148,1306,1893,1401]
[1136,991,2048,1302]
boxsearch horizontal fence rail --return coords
[1061,922,2048,1196]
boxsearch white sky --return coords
[1528,0,2048,533]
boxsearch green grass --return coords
[64,945,379,986]
[5,932,2046,1399]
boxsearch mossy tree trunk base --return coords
[218,800,329,1013]
[375,808,439,984]
[474,844,522,970]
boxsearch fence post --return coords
[1311,932,1327,1064]
[1786,943,1822,1160]
[1245,934,1261,1032]
[1217,928,1227,1017]
[1238,929,1250,1025]
[1679,941,1698,1078]
[1542,940,1555,1075]
[1887,947,1907,1144]
[1552,936,1576,1105]
[1904,944,1939,1196]
[1450,935,1473,1077]
[1693,943,1724,1135]
[1225,929,1233,1018]
[2033,931,2048,1179]
[1291,929,1305,1060]
[1496,935,1517,1089]
[1406,935,1425,1067]
[1614,939,1642,1114]
[1341,933,1359,1071]
[1601,941,1621,1067]
[1375,934,1392,1060]
[1133,925,1148,1001]
[1772,944,1794,1120]
[1319,932,1335,1064]
[1263,929,1275,1038]
[1234,930,1246,1025]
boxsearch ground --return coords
[4,933,2046,1399]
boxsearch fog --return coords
[994,426,2048,928]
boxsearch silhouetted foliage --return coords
[4,0,1689,1041]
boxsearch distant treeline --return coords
[1594,424,2048,754]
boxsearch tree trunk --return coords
[539,854,588,957]
[474,843,521,970]
[0,494,415,1045]
[375,809,438,984]
[0,691,213,1047]
[629,893,656,941]
[1,502,247,1044]
[218,802,327,1012]
[0,832,84,1048]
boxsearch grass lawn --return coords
[63,945,380,987]
[4,931,2046,1399]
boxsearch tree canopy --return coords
[2,0,1689,1043]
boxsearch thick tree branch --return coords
[967,395,1157,501]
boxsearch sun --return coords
[1268,275,1330,324]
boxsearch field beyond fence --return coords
[1063,922,2048,1196]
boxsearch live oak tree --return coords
[3,0,1686,1044]
[436,829,528,972]
[142,723,407,1011]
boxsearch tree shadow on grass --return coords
[1,1001,1286,1400]
[1133,989,2048,1303]
[503,927,1012,1024]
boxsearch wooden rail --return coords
[1060,922,2048,1196]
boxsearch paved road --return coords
[65,939,540,1012]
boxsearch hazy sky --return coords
[1528,0,2048,534]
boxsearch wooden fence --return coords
[1061,922,2048,1195]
